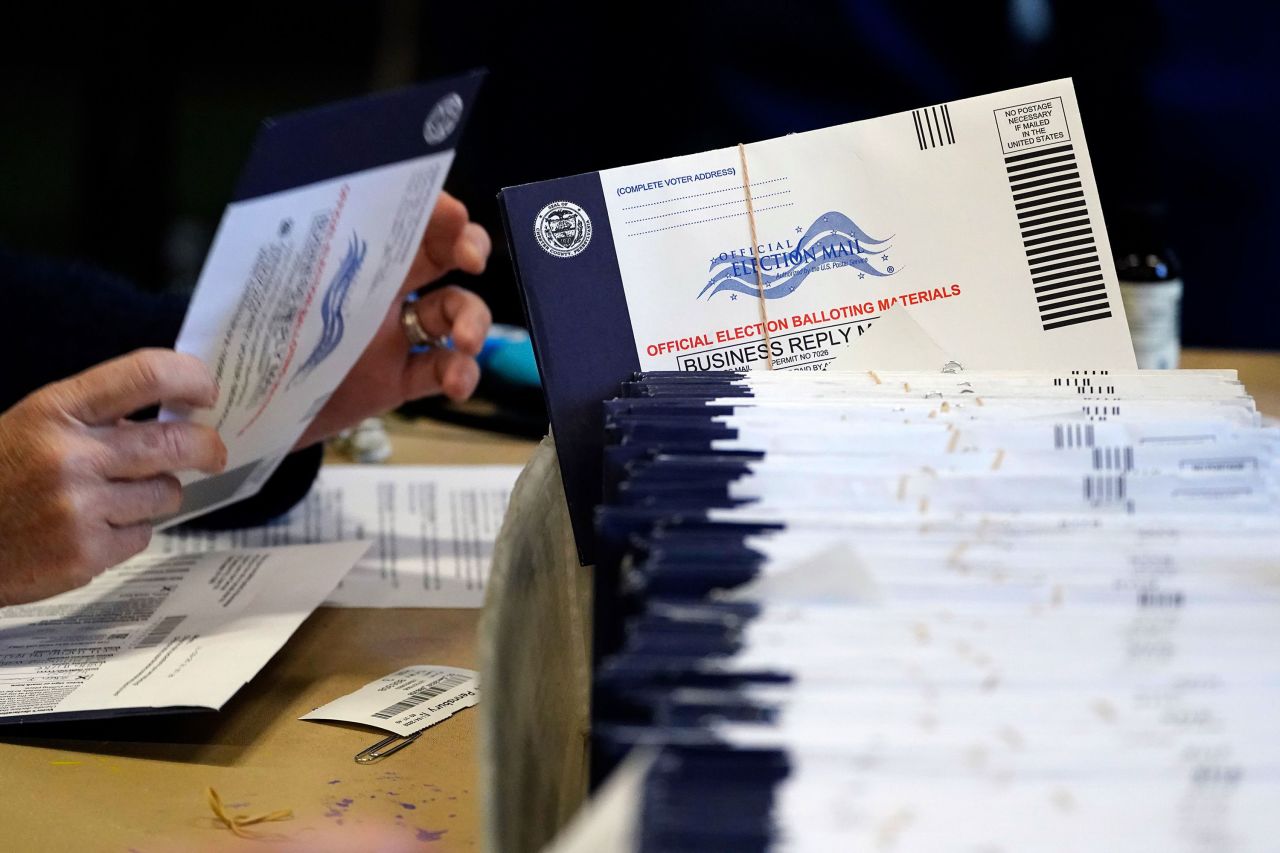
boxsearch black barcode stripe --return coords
[942,104,955,143]
[1039,293,1109,314]
[371,672,471,720]
[1003,153,1075,175]
[1033,263,1101,285]
[1043,301,1110,322]
[1038,280,1107,299]
[1028,246,1098,268]
[1009,170,1081,192]
[1030,256,1100,277]
[913,110,925,150]
[1010,174,1082,196]
[136,615,185,649]
[1004,142,1073,163]
[1083,474,1127,504]
[1026,236,1093,256]
[1006,151,1076,173]
[1021,215,1091,238]
[1034,273,1105,294]
[1044,311,1112,331]
[1017,199,1087,222]
[1039,283,1107,302]
[1024,226,1093,247]
[1009,162,1078,183]
[1012,181,1084,203]
[1015,190,1087,212]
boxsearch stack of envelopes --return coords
[592,368,1280,851]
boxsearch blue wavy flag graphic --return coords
[698,212,896,300]
[295,232,366,382]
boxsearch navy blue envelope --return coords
[235,69,485,202]
[499,177,642,563]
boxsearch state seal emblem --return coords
[423,93,464,145]
[534,201,592,258]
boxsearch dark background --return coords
[1,1,1276,349]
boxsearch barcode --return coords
[1092,446,1135,472]
[1053,424,1095,448]
[1052,376,1116,394]
[135,615,185,649]
[1082,404,1122,421]
[372,672,470,720]
[1004,143,1112,331]
[1083,474,1127,503]
[912,104,955,150]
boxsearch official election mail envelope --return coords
[499,78,1135,560]
[161,71,483,527]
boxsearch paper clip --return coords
[354,730,423,764]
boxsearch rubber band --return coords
[737,143,775,370]
[207,787,293,839]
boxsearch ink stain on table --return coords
[416,828,447,842]
[400,802,417,810]
[328,779,342,785]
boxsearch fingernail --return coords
[464,229,489,271]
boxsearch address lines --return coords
[618,176,790,211]
[626,203,796,238]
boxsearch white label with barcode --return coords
[300,665,479,735]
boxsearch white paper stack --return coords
[594,368,1280,852]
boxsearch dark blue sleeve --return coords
[0,245,322,527]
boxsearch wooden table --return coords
[0,418,538,853]
[1179,348,1280,417]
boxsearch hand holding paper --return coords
[0,349,227,605]
[293,191,494,449]
[161,72,485,527]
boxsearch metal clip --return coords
[354,730,423,764]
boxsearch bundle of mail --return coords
[502,79,1280,849]
[591,369,1278,851]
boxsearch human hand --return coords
[295,191,492,449]
[0,349,227,605]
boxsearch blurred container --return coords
[1112,204,1182,369]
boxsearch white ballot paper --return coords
[159,74,482,527]
[301,665,479,735]
[0,541,368,723]
[150,465,520,608]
